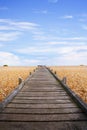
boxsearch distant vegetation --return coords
[80,65,84,66]
[3,65,8,67]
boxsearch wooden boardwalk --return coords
[0,66,87,130]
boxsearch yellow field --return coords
[0,66,36,101]
[50,66,87,103]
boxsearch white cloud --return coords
[42,45,87,65]
[0,26,16,30]
[64,37,87,41]
[51,36,87,41]
[0,19,39,42]
[0,19,12,23]
[0,19,38,31]
[10,21,38,31]
[33,35,87,42]
[0,52,20,66]
[16,46,57,54]
[0,32,21,41]
[48,41,68,45]
[48,41,86,46]
[59,51,87,65]
[22,59,40,65]
[1,43,87,66]
[55,45,87,56]
[62,15,73,19]
[0,51,40,66]
[48,55,87,65]
[15,44,87,58]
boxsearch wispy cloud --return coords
[61,15,73,19]
[48,41,68,45]
[15,44,87,65]
[58,45,87,56]
[0,32,21,42]
[0,51,40,66]
[0,19,39,41]
[61,37,87,41]
[52,36,87,41]
[15,46,58,54]
[22,59,40,65]
[0,19,38,31]
[15,44,87,55]
[48,41,86,46]
[1,43,87,66]
[33,33,87,41]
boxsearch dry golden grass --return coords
[0,66,36,101]
[50,66,87,103]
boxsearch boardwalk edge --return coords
[47,67,87,115]
[0,69,37,112]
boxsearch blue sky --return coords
[0,0,87,66]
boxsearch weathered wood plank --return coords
[17,92,67,97]
[19,91,67,94]
[0,121,87,130]
[28,82,58,85]
[14,96,70,100]
[10,99,72,104]
[0,113,87,121]
[2,108,82,114]
[22,87,62,90]
[24,84,59,87]
[6,103,78,108]
[21,89,64,92]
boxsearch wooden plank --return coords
[2,108,82,114]
[14,96,70,100]
[22,85,60,87]
[17,92,67,97]
[24,86,60,89]
[22,86,61,91]
[0,113,87,121]
[10,99,72,104]
[0,121,87,130]
[21,89,64,92]
[26,83,60,87]
[19,91,67,94]
[6,103,78,108]
[28,82,58,85]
